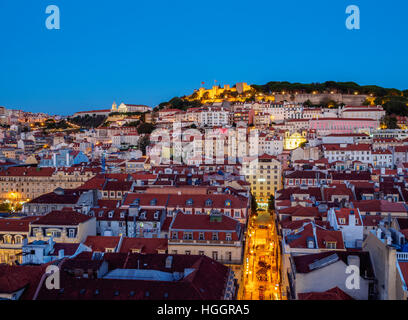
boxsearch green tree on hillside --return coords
[268,195,275,212]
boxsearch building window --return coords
[14,235,22,244]
[326,241,337,249]
[199,251,205,256]
[3,234,12,244]
[46,230,61,238]
[199,232,204,240]
[212,232,218,241]
[183,232,193,240]
[212,251,218,260]
[226,233,232,241]
[185,250,191,255]
[68,229,75,238]
[171,232,178,240]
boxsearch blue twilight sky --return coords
[0,0,407,115]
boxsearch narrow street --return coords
[238,211,283,300]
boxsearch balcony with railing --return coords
[397,252,408,261]
[168,239,240,246]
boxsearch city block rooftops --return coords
[36,253,231,300]
[167,193,247,209]
[130,173,158,181]
[89,208,127,221]
[0,166,54,177]
[77,177,108,191]
[333,208,363,226]
[123,193,169,207]
[352,200,408,214]
[0,264,49,298]
[330,171,372,181]
[30,208,94,226]
[285,170,329,179]
[123,192,248,209]
[361,215,384,227]
[96,199,122,209]
[48,243,81,256]
[170,212,241,232]
[292,250,374,278]
[280,218,330,230]
[322,143,371,152]
[0,216,39,232]
[276,187,323,201]
[278,205,321,218]
[28,188,86,204]
[84,236,121,252]
[119,238,168,254]
[298,287,354,300]
[102,180,134,192]
[285,223,345,250]
[323,185,355,200]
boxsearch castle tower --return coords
[112,101,117,112]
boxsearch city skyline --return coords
[1,0,408,114]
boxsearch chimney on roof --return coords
[165,256,173,269]
[347,255,360,270]
[376,228,382,239]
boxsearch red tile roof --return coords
[32,208,93,226]
[0,264,47,298]
[50,243,81,256]
[29,189,83,204]
[36,254,230,300]
[353,200,408,213]
[298,287,354,300]
[84,236,121,252]
[0,167,54,177]
[119,238,167,254]
[293,251,374,277]
[171,213,240,231]
[0,217,38,232]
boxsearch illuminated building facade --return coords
[284,131,307,150]
[243,154,282,206]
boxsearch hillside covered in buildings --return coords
[2,80,408,301]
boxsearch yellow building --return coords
[0,217,37,265]
[243,154,282,206]
[0,167,97,201]
[284,131,307,150]
[188,82,254,103]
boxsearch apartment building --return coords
[242,154,282,205]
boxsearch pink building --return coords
[310,118,378,135]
